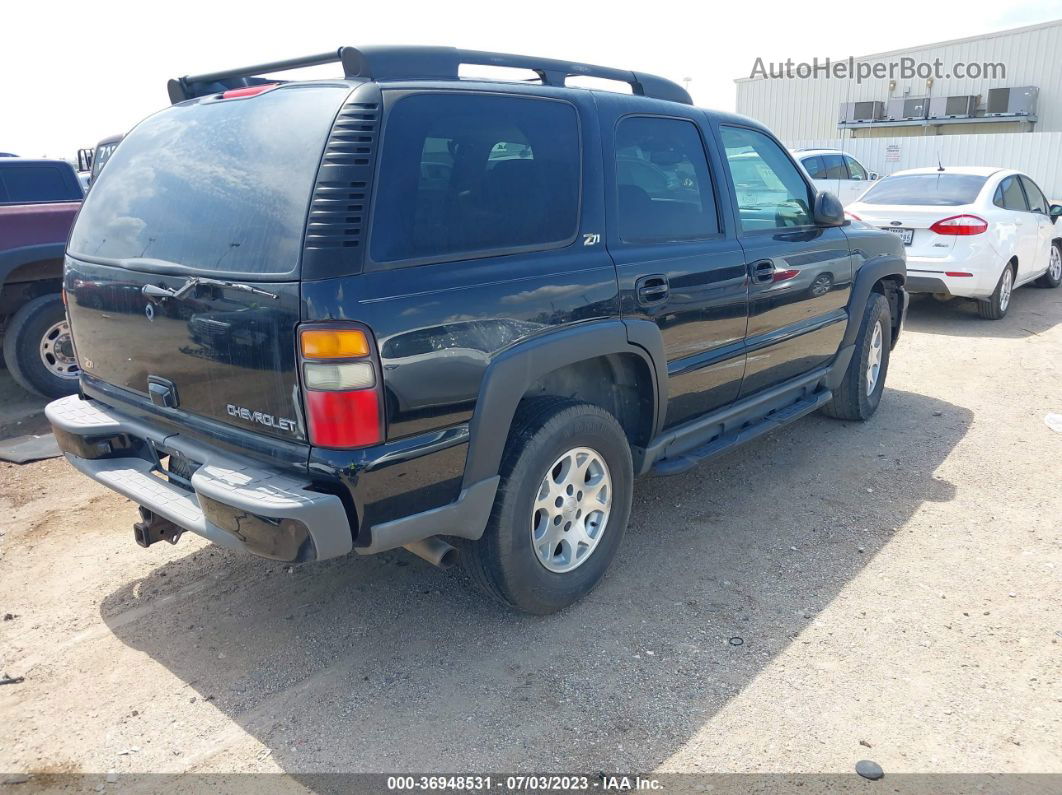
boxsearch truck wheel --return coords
[3,294,80,398]
[462,398,633,614]
[821,292,892,422]
[1034,242,1062,288]
[978,263,1014,319]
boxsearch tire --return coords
[461,398,633,615]
[978,263,1015,320]
[821,292,892,422]
[1034,242,1062,288]
[2,294,80,398]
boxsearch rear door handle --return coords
[751,259,776,284]
[636,274,670,306]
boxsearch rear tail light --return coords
[929,214,988,236]
[298,325,383,448]
[845,211,862,222]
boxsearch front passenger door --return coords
[718,125,853,397]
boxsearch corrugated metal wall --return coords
[736,20,1062,140]
[789,132,1062,201]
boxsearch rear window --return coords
[69,85,348,277]
[860,174,987,206]
[0,165,80,203]
[370,93,580,264]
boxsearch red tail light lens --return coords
[845,211,862,222]
[304,390,381,448]
[298,324,383,449]
[929,214,988,236]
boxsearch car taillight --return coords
[929,214,988,236]
[298,325,383,448]
[845,211,862,222]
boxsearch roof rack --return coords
[167,46,692,105]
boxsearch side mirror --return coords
[869,172,879,181]
[814,191,846,227]
[1050,204,1062,224]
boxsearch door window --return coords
[1019,176,1048,214]
[720,126,813,231]
[822,154,848,180]
[614,116,718,243]
[801,156,827,180]
[994,176,1028,211]
[371,93,581,264]
[844,155,868,180]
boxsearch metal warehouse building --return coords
[735,19,1062,198]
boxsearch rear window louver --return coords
[301,98,379,278]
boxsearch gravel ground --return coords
[0,288,1060,782]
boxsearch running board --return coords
[650,389,833,476]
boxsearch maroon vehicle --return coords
[0,158,84,397]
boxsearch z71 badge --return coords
[226,404,297,433]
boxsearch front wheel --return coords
[3,294,80,398]
[1034,242,1062,288]
[821,292,892,421]
[462,399,633,614]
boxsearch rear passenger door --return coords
[1018,175,1054,278]
[597,95,748,428]
[716,125,853,397]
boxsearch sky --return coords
[3,0,1062,160]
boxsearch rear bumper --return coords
[46,395,353,562]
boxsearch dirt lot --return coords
[1,289,1060,782]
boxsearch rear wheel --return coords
[821,292,891,422]
[978,263,1015,320]
[1034,242,1062,288]
[462,398,633,614]
[3,294,80,398]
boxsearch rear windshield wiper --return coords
[142,276,279,301]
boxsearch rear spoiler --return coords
[167,46,692,105]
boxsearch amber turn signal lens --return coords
[301,329,370,359]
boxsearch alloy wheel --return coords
[531,446,612,573]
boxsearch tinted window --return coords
[822,154,848,180]
[615,117,717,243]
[69,85,347,276]
[844,156,868,180]
[859,174,986,206]
[721,126,812,231]
[994,176,1028,211]
[1019,176,1047,213]
[371,94,580,263]
[801,156,827,180]
[1,165,79,203]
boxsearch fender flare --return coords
[460,318,667,488]
[841,254,906,349]
[0,243,66,287]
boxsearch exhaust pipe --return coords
[403,537,458,569]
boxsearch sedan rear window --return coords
[859,174,987,206]
[69,85,349,277]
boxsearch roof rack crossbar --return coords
[168,46,692,105]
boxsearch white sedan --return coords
[847,167,1062,319]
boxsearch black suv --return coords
[48,47,907,613]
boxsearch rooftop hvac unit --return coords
[986,86,1039,116]
[839,101,885,122]
[886,97,928,121]
[928,95,979,119]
